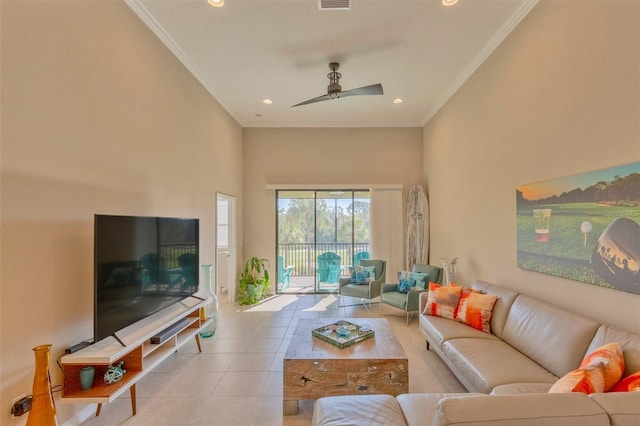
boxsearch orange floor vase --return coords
[26,344,58,426]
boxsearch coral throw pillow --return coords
[609,371,640,392]
[422,283,463,320]
[549,364,605,394]
[455,291,498,333]
[579,342,625,391]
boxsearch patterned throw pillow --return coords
[397,278,417,293]
[362,266,376,280]
[422,282,463,320]
[579,342,625,391]
[349,266,370,284]
[548,364,605,394]
[410,272,429,289]
[609,371,640,392]
[455,291,498,333]
[397,270,412,280]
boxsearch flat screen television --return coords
[94,214,199,342]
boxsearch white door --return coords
[216,193,237,303]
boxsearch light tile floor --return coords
[81,292,465,426]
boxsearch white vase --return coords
[199,264,218,338]
[440,258,457,286]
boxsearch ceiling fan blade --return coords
[292,83,383,107]
[340,83,384,97]
[291,93,333,107]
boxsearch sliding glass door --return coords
[276,190,370,293]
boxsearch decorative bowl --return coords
[336,326,350,337]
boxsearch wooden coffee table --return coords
[283,318,408,415]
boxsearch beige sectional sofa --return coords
[312,281,640,426]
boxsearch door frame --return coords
[216,192,237,302]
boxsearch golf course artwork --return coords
[516,162,640,295]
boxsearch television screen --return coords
[94,214,199,342]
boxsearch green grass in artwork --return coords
[516,203,640,286]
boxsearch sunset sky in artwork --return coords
[518,162,639,202]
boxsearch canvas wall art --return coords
[516,162,640,295]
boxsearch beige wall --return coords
[243,127,423,291]
[0,1,242,424]
[423,0,640,334]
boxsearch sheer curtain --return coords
[370,187,404,283]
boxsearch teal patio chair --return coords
[353,251,370,266]
[277,255,294,290]
[380,264,443,324]
[316,252,341,284]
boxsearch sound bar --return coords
[150,317,192,344]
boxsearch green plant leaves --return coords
[238,257,270,305]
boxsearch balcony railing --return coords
[278,243,370,276]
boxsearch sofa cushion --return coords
[490,382,553,395]
[502,295,599,378]
[382,290,411,310]
[396,393,483,426]
[311,394,406,426]
[579,342,625,391]
[420,314,498,350]
[470,281,519,340]
[432,393,611,426]
[590,392,640,426]
[586,325,640,376]
[340,283,371,299]
[443,338,558,393]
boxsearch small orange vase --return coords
[26,344,58,426]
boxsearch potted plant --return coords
[238,257,270,305]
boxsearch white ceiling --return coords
[125,0,538,128]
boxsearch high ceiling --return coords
[125,0,538,128]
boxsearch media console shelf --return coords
[60,296,212,417]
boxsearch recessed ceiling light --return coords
[442,0,459,6]
[207,0,224,7]
[262,99,273,105]
[393,98,403,104]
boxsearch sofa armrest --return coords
[338,277,351,289]
[433,393,610,426]
[381,283,398,294]
[369,278,384,299]
[590,392,640,426]
[419,291,430,313]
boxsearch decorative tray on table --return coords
[311,320,374,349]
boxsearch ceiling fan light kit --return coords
[291,62,384,107]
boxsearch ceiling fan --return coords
[291,62,383,107]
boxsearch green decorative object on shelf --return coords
[79,366,95,390]
[104,361,126,385]
[199,264,218,338]
[238,257,270,305]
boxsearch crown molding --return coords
[420,0,540,127]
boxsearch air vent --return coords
[319,0,351,10]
